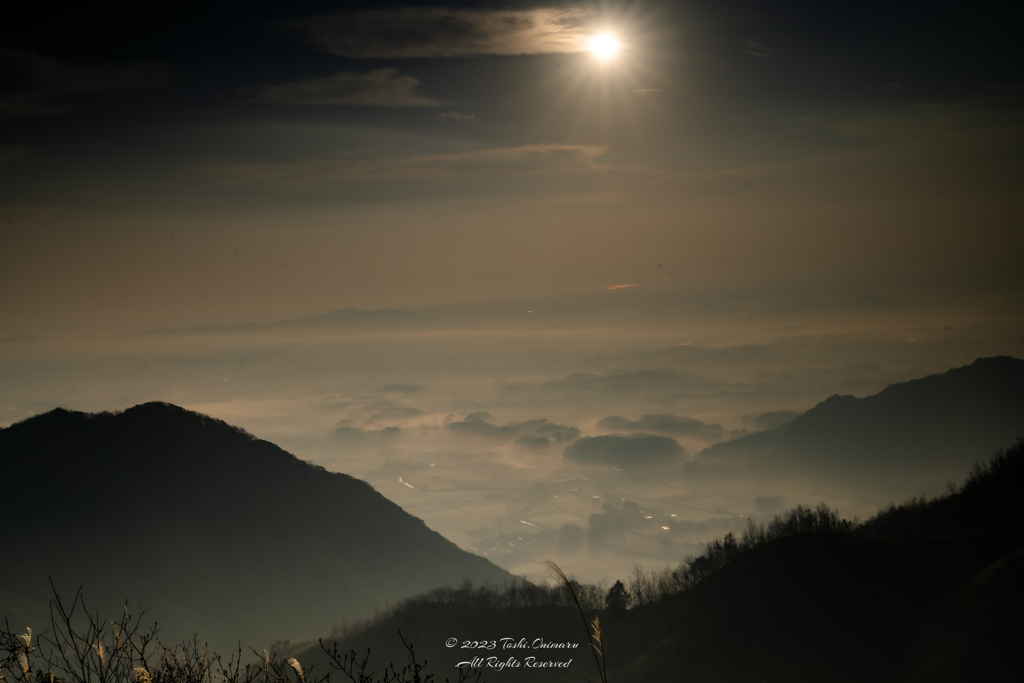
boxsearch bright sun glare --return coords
[588,33,621,60]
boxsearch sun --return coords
[588,33,621,61]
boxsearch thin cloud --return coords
[642,103,1024,201]
[295,7,589,58]
[249,69,439,107]
[0,50,168,119]
[746,40,783,59]
[202,144,611,188]
[438,112,475,120]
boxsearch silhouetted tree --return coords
[605,580,630,611]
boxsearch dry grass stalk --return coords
[590,615,605,662]
[543,560,609,683]
[17,653,29,683]
[286,658,305,683]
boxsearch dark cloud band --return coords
[249,69,439,107]
[295,7,589,59]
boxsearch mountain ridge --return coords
[695,356,1024,481]
[0,402,511,652]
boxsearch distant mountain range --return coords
[120,307,416,337]
[113,290,907,340]
[693,356,1024,483]
[0,403,510,652]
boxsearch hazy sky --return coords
[3,2,1024,589]
[2,0,1022,337]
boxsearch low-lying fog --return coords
[3,287,1021,584]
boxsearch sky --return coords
[2,0,1022,336]
[2,0,1024,584]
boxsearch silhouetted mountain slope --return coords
[905,544,1024,683]
[299,441,1024,682]
[695,356,1024,482]
[0,403,510,652]
[615,440,1024,682]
